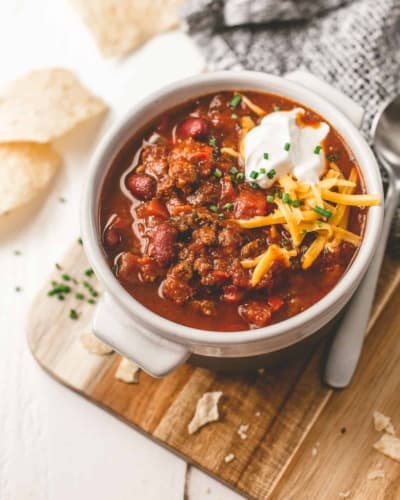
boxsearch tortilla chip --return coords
[373,411,395,435]
[188,391,222,435]
[81,331,114,355]
[373,434,400,462]
[0,142,60,215]
[0,68,107,143]
[70,0,184,58]
[115,357,140,383]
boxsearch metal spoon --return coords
[324,95,400,388]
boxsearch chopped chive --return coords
[250,182,259,189]
[223,202,234,210]
[231,113,238,119]
[266,195,274,203]
[88,299,96,305]
[218,213,225,220]
[282,193,291,204]
[69,309,79,320]
[48,284,71,296]
[259,167,266,174]
[273,105,281,111]
[250,170,259,179]
[51,280,58,287]
[229,166,238,175]
[13,250,21,256]
[263,152,269,160]
[284,142,291,151]
[236,172,245,181]
[313,206,332,219]
[229,94,242,109]
[58,294,65,301]
[314,145,322,154]
[78,238,83,245]
[209,205,219,213]
[267,168,276,179]
[75,293,85,300]
[61,273,71,281]
[84,268,94,277]
[15,286,22,292]
[59,197,67,203]
[209,136,217,147]
[55,263,62,270]
[213,168,222,179]
[291,199,301,208]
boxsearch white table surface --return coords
[0,2,244,499]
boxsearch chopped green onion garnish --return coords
[59,197,67,203]
[218,213,225,220]
[250,182,259,189]
[78,238,83,245]
[223,202,233,210]
[213,168,222,179]
[209,136,217,147]
[266,195,274,203]
[229,166,238,175]
[273,105,281,111]
[75,293,85,300]
[267,168,276,179]
[231,113,238,119]
[88,299,96,305]
[69,309,79,320]
[284,142,291,151]
[15,286,22,292]
[48,285,71,296]
[263,152,269,160]
[55,263,62,270]
[314,145,322,154]
[229,94,242,109]
[236,172,245,182]
[58,295,65,301]
[84,268,94,277]
[291,199,301,208]
[259,167,266,174]
[62,273,71,281]
[282,193,291,204]
[209,205,219,213]
[250,170,259,179]
[313,206,332,218]
[14,250,21,256]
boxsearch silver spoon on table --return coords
[324,95,400,388]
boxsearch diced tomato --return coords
[222,285,244,303]
[267,296,284,312]
[170,204,193,216]
[234,189,267,218]
[220,176,236,203]
[140,199,169,219]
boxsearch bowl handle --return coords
[92,293,190,377]
[285,70,364,129]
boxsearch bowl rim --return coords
[81,70,384,347]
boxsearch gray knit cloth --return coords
[183,0,400,252]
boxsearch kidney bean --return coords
[177,117,208,139]
[104,227,120,248]
[149,221,178,267]
[126,173,156,200]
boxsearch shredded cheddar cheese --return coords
[246,245,296,286]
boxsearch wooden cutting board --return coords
[27,241,400,499]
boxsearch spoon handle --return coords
[324,173,399,388]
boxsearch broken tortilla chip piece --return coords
[70,0,184,58]
[0,142,60,215]
[373,411,395,435]
[373,434,400,463]
[115,357,140,383]
[0,68,107,143]
[188,391,222,435]
[81,331,114,355]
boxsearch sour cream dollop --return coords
[244,108,330,188]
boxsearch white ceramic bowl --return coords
[81,71,383,377]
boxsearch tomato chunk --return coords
[140,199,169,219]
[267,296,284,312]
[234,189,267,218]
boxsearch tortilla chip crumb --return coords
[373,434,400,462]
[373,411,395,435]
[238,424,249,440]
[224,453,235,464]
[81,331,114,355]
[338,491,351,498]
[188,391,223,434]
[115,357,140,383]
[367,468,385,480]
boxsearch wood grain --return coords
[27,242,400,499]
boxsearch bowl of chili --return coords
[81,71,383,376]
